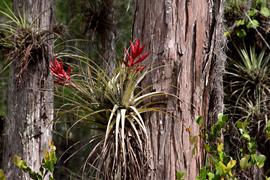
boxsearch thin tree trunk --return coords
[2,0,54,179]
[133,0,225,179]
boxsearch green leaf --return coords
[216,161,227,176]
[242,133,251,141]
[217,143,224,153]
[240,155,251,169]
[176,171,185,180]
[255,154,266,168]
[207,172,215,180]
[218,113,228,124]
[247,141,256,153]
[224,31,231,37]
[13,155,29,171]
[13,155,42,180]
[260,7,270,17]
[247,19,259,29]
[248,9,258,17]
[204,143,211,153]
[204,144,211,153]
[195,116,203,126]
[235,19,245,26]
[43,144,57,173]
[236,29,247,38]
[197,167,207,180]
[0,169,6,180]
[227,160,236,169]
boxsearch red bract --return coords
[50,58,71,85]
[125,39,149,67]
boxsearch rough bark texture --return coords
[2,0,54,179]
[133,0,225,179]
[100,0,116,72]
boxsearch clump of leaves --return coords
[54,40,170,179]
[196,114,237,180]
[13,143,57,180]
[236,120,266,170]
[196,114,268,179]
[224,0,270,39]
[0,4,59,79]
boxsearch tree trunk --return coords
[2,0,54,179]
[100,0,116,72]
[133,0,225,179]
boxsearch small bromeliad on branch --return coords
[0,4,62,81]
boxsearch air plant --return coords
[0,3,60,79]
[53,40,169,179]
[225,46,270,112]
[50,58,71,85]
[224,45,270,166]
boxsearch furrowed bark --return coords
[133,0,225,179]
[2,0,54,179]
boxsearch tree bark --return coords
[100,0,116,72]
[2,0,54,179]
[133,0,225,179]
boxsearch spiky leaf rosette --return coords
[224,46,270,155]
[225,46,270,117]
[54,47,167,179]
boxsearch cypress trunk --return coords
[133,0,225,179]
[2,0,54,179]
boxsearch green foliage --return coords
[14,144,57,180]
[226,46,270,120]
[210,114,228,140]
[260,7,270,17]
[196,114,236,180]
[176,171,185,180]
[196,114,268,179]
[224,0,270,39]
[236,119,266,170]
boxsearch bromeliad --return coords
[50,58,71,85]
[125,39,149,69]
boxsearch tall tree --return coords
[133,0,225,179]
[2,0,54,179]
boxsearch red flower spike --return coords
[50,58,71,85]
[130,43,136,56]
[125,39,149,68]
